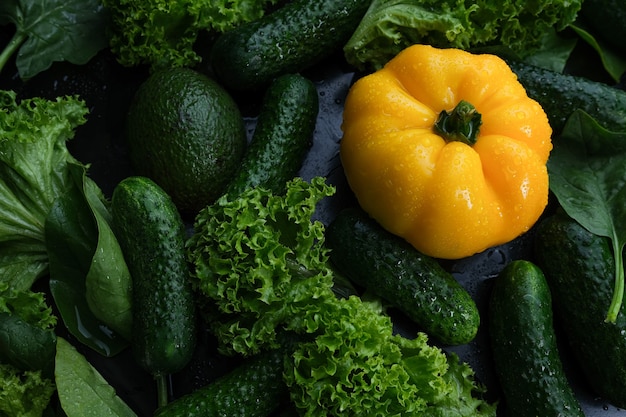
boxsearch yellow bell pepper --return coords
[340,44,552,259]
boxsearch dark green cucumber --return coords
[489,260,584,417]
[508,60,626,133]
[111,176,197,405]
[154,347,288,417]
[580,0,626,54]
[325,207,479,346]
[534,210,626,408]
[210,0,371,91]
[222,73,318,199]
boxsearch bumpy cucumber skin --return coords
[210,0,371,91]
[509,60,626,133]
[325,207,479,346]
[534,210,626,408]
[111,176,196,376]
[223,73,319,199]
[489,260,584,417]
[153,347,288,417]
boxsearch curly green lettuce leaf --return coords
[0,363,55,417]
[0,90,88,291]
[102,0,280,69]
[0,0,110,78]
[187,177,337,355]
[285,296,496,417]
[344,0,583,71]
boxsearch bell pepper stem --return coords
[434,100,482,145]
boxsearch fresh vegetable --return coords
[0,363,55,417]
[509,60,626,134]
[125,67,247,216]
[154,346,290,417]
[209,0,371,91]
[489,260,584,417]
[0,0,109,78]
[187,177,338,356]
[223,73,319,199]
[55,337,138,417]
[343,0,583,71]
[325,207,479,346]
[0,284,57,375]
[45,164,132,355]
[0,90,91,291]
[547,110,626,323]
[340,44,552,259]
[534,209,626,409]
[111,176,197,407]
[102,0,281,69]
[187,177,497,416]
[579,0,626,55]
[286,295,495,416]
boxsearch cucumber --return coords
[154,347,289,417]
[325,207,479,346]
[209,0,371,91]
[579,0,626,54]
[222,73,318,199]
[488,260,584,417]
[534,209,626,408]
[111,176,197,406]
[508,60,626,133]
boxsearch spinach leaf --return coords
[0,0,110,78]
[55,337,137,417]
[570,23,626,83]
[45,164,129,356]
[548,109,626,323]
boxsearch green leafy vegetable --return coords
[187,177,496,415]
[102,0,280,69]
[0,0,109,78]
[548,110,626,323]
[0,363,55,417]
[46,164,131,357]
[344,0,583,71]
[570,23,626,83]
[286,296,496,416]
[187,176,337,355]
[55,337,137,417]
[0,89,131,356]
[0,90,89,291]
[0,284,57,374]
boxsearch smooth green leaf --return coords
[570,23,626,82]
[46,164,128,357]
[548,110,626,322]
[84,180,132,341]
[55,337,137,417]
[0,0,109,78]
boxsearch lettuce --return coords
[344,0,583,71]
[0,363,55,417]
[0,90,90,291]
[187,177,338,355]
[102,0,281,69]
[187,177,497,415]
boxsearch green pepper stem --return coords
[434,100,482,145]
